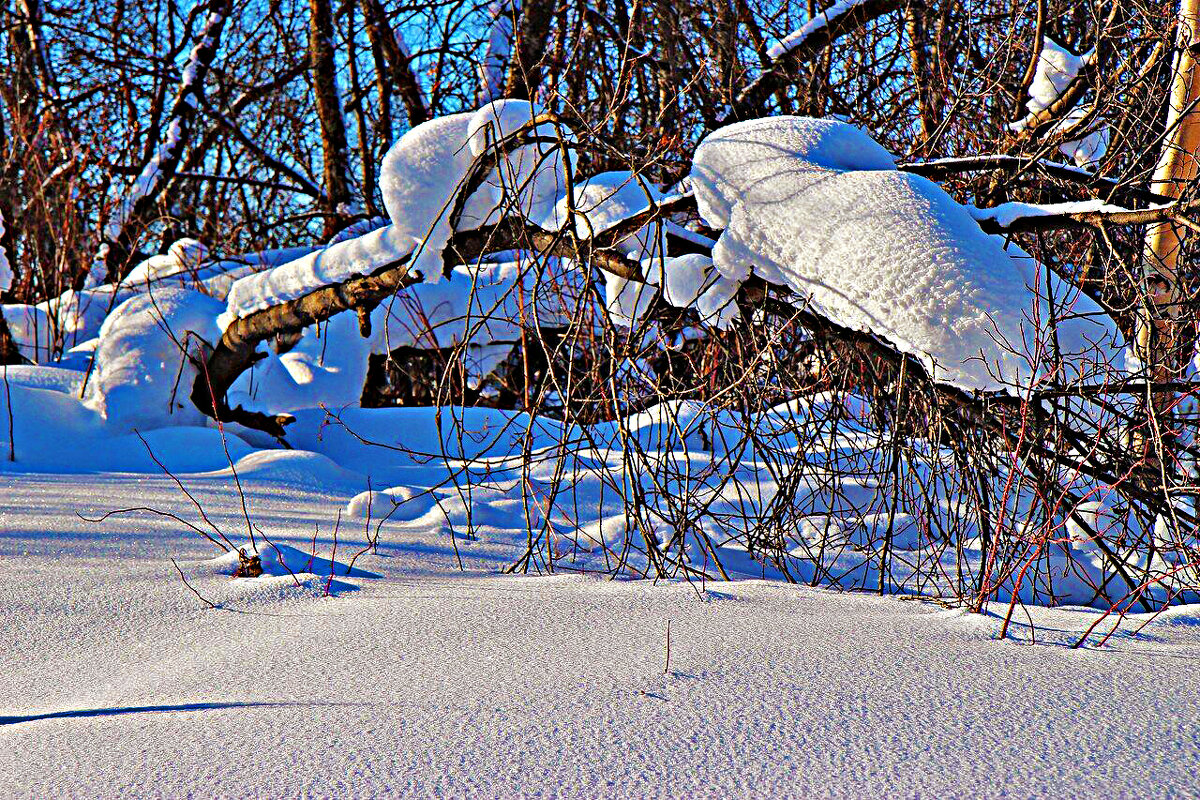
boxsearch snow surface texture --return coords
[690,116,1120,390]
[2,469,1200,798]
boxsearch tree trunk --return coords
[308,0,353,238]
[504,0,555,100]
[359,0,429,128]
[1137,0,1200,472]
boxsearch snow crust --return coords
[3,467,1200,797]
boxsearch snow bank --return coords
[0,380,254,472]
[85,288,226,432]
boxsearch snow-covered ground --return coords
[3,467,1199,798]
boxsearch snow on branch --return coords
[970,197,1195,234]
[0,209,12,292]
[721,0,902,125]
[899,155,1171,206]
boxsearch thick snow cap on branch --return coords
[540,171,666,260]
[467,99,572,225]
[224,112,493,323]
[1022,38,1095,118]
[1007,38,1108,167]
[1051,107,1110,168]
[691,116,1119,391]
[691,116,896,229]
[222,101,571,326]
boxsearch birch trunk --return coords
[1137,0,1200,471]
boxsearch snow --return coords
[765,0,873,59]
[1015,38,1095,124]
[690,115,896,230]
[84,288,226,432]
[222,223,415,324]
[1053,106,1111,167]
[121,237,210,286]
[1005,39,1109,168]
[691,116,1121,390]
[227,256,575,415]
[2,468,1200,797]
[540,170,666,260]
[969,198,1144,229]
[222,103,572,324]
[467,99,572,226]
[0,209,12,291]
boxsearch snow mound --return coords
[344,486,425,521]
[200,541,379,599]
[85,288,225,432]
[123,238,209,286]
[0,380,255,472]
[211,449,365,492]
[226,308,372,416]
[206,540,380,580]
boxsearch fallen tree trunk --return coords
[191,253,419,440]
